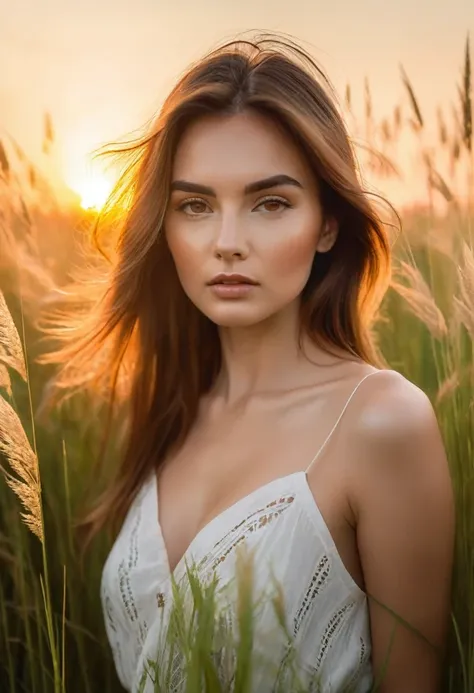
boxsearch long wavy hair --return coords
[40,34,394,553]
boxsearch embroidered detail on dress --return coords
[128,505,141,570]
[117,506,144,624]
[156,592,166,608]
[104,595,118,634]
[213,494,296,551]
[198,493,296,572]
[293,555,331,637]
[138,620,148,645]
[344,636,370,690]
[118,557,139,623]
[358,636,367,667]
[314,601,357,671]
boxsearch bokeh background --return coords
[1,0,473,208]
[0,2,473,692]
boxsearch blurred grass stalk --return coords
[0,35,473,693]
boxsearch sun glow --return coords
[72,172,114,211]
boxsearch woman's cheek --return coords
[167,231,203,278]
[267,230,317,279]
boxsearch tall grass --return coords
[0,36,473,691]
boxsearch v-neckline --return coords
[151,470,307,578]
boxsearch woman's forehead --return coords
[171,112,314,187]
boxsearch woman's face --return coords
[164,110,337,328]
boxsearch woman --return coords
[45,35,454,692]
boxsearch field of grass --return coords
[0,40,473,692]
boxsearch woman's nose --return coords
[213,218,249,260]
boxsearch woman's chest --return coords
[101,474,367,677]
[155,412,363,592]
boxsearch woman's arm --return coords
[350,371,455,693]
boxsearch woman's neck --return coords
[212,329,356,406]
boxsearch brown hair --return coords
[40,34,393,553]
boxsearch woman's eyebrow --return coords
[169,174,304,197]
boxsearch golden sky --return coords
[1,0,473,208]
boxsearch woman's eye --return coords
[176,197,291,216]
[177,199,210,215]
[256,197,291,213]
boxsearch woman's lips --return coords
[208,283,258,298]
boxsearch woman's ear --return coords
[316,217,338,253]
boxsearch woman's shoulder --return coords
[344,367,450,509]
[353,367,438,441]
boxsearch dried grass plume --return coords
[391,261,448,339]
[0,290,27,380]
[454,242,474,337]
[0,396,43,542]
[0,289,42,541]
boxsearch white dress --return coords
[101,372,379,692]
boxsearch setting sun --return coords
[72,173,114,211]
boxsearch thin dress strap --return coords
[305,369,384,475]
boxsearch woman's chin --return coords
[205,307,269,329]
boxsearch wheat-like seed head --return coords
[428,168,456,203]
[391,262,448,339]
[400,65,424,131]
[380,118,392,143]
[436,371,460,405]
[0,291,27,381]
[393,105,402,134]
[4,474,43,542]
[0,395,43,543]
[364,77,373,125]
[344,84,351,111]
[437,107,448,147]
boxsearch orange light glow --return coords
[71,172,114,211]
